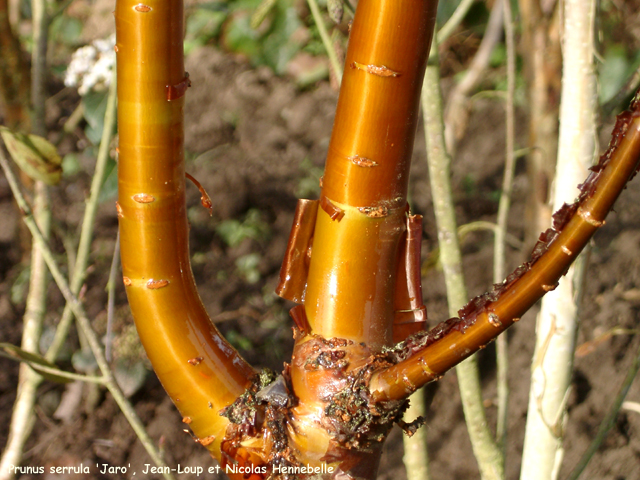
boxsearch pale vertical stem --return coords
[30,0,46,136]
[520,1,597,479]
[45,67,118,362]
[402,392,431,480]
[0,2,49,476]
[437,0,476,44]
[0,150,175,480]
[306,0,343,84]
[0,182,49,480]
[494,0,516,455]
[444,0,504,156]
[422,43,504,480]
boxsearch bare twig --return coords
[45,66,118,363]
[307,0,343,84]
[444,0,504,156]
[402,391,431,480]
[494,0,516,454]
[105,230,120,363]
[437,0,476,44]
[0,149,175,480]
[422,42,504,480]
[0,2,49,476]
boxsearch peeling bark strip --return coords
[185,172,213,215]
[167,73,191,101]
[276,199,318,303]
[393,214,427,342]
[369,94,640,402]
[320,195,345,221]
[350,61,401,77]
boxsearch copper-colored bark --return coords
[115,0,253,456]
[303,0,437,347]
[369,100,640,402]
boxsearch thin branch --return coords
[45,66,117,363]
[444,0,504,156]
[0,150,175,480]
[494,0,516,454]
[0,2,49,476]
[521,1,598,477]
[421,41,504,480]
[105,230,120,363]
[307,0,343,84]
[0,354,106,384]
[0,181,49,480]
[402,391,432,480]
[437,0,477,44]
[369,90,640,402]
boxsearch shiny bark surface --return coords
[116,0,254,456]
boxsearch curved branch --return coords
[115,0,254,455]
[370,94,640,402]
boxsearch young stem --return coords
[421,42,504,480]
[115,0,254,455]
[45,67,118,363]
[402,391,431,480]
[494,0,516,453]
[520,1,597,478]
[307,0,343,84]
[444,0,504,156]
[303,0,437,347]
[0,182,49,480]
[517,0,562,243]
[369,93,640,402]
[437,0,476,44]
[0,149,175,480]
[0,3,48,476]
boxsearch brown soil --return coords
[1,42,640,480]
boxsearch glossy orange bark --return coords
[369,105,640,402]
[303,0,437,347]
[115,0,640,477]
[115,0,253,455]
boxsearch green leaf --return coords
[0,343,73,384]
[216,209,270,247]
[82,91,109,144]
[71,348,98,373]
[0,127,62,185]
[224,0,303,74]
[236,252,261,284]
[113,359,148,397]
[50,15,83,46]
[600,45,632,104]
